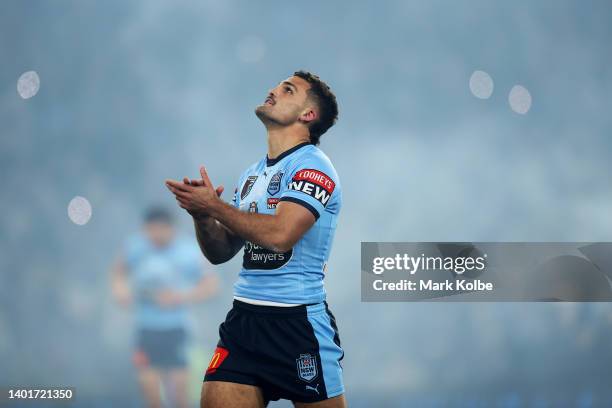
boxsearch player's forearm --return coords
[193,216,243,264]
[208,200,288,252]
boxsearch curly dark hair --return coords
[293,70,339,145]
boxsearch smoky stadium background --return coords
[2,1,612,406]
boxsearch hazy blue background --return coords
[2,0,612,406]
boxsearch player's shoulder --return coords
[241,156,266,177]
[283,144,342,211]
[289,144,338,176]
[286,145,341,190]
[234,157,266,190]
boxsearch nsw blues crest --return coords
[267,171,283,196]
[296,353,318,382]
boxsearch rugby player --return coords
[110,206,219,408]
[165,71,345,407]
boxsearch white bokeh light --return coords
[236,35,266,64]
[469,70,494,99]
[68,196,92,225]
[508,85,532,114]
[17,70,40,99]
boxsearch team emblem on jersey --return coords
[267,171,283,196]
[288,169,335,207]
[248,201,258,213]
[267,198,279,209]
[241,176,258,200]
[296,353,318,382]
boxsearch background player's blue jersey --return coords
[124,234,206,329]
[232,142,342,304]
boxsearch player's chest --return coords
[132,253,180,282]
[238,168,285,214]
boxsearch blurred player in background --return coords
[166,71,345,407]
[111,206,219,408]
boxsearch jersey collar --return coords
[266,142,312,167]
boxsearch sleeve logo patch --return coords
[288,169,335,206]
[240,176,258,200]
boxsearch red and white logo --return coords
[206,346,229,375]
[267,197,280,209]
[289,169,335,207]
[292,169,335,192]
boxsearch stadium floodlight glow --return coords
[67,196,92,225]
[508,85,532,114]
[469,70,494,99]
[17,70,40,99]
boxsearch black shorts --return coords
[203,300,344,403]
[133,327,188,369]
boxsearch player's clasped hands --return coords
[165,166,224,218]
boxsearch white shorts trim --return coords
[233,296,301,307]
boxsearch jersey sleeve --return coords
[279,155,340,220]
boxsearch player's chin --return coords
[254,105,268,116]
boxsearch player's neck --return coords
[266,128,310,160]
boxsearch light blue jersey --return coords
[232,142,342,304]
[124,234,206,329]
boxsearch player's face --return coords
[255,76,312,126]
[144,221,174,247]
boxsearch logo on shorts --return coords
[296,353,318,382]
[305,384,320,394]
[241,176,258,200]
[206,346,229,375]
[267,171,283,196]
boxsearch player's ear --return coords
[299,108,317,124]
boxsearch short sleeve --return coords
[279,156,339,220]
